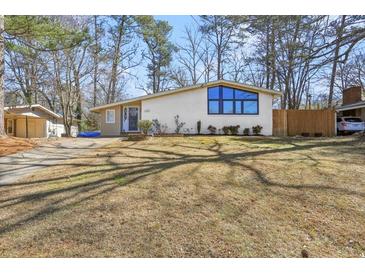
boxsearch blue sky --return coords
[155,15,195,43]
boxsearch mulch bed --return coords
[0,137,38,156]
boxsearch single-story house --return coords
[336,86,365,120]
[90,80,282,136]
[4,104,74,138]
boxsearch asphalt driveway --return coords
[0,138,118,185]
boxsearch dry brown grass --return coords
[0,136,364,257]
[0,137,38,156]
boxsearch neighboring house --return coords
[90,80,282,136]
[336,86,365,120]
[4,104,76,138]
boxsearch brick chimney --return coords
[342,86,364,105]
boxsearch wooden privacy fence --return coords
[273,109,336,137]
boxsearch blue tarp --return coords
[78,131,101,138]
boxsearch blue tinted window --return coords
[235,90,258,100]
[209,101,219,113]
[235,101,242,114]
[243,101,258,114]
[223,101,234,113]
[208,87,220,99]
[208,85,259,115]
[222,87,234,99]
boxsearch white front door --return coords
[122,106,140,132]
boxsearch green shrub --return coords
[208,125,217,134]
[222,126,230,135]
[138,120,153,135]
[243,128,250,136]
[222,125,240,135]
[252,125,263,135]
[197,120,202,134]
[229,125,240,135]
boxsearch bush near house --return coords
[207,125,217,134]
[222,125,240,135]
[174,115,185,134]
[252,125,263,135]
[138,120,153,135]
[197,120,202,134]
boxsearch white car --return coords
[337,116,365,134]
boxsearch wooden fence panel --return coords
[273,109,336,137]
[273,109,287,136]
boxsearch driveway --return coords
[0,138,119,185]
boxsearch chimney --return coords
[342,86,364,105]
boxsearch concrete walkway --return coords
[0,138,119,185]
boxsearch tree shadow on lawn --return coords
[0,137,364,237]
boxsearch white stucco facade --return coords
[91,80,281,136]
[141,86,274,135]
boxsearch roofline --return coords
[4,104,62,119]
[336,101,365,112]
[90,80,282,112]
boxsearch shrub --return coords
[243,128,250,136]
[174,115,186,134]
[152,119,168,134]
[222,126,230,135]
[222,125,240,135]
[229,125,240,135]
[197,120,202,134]
[138,120,153,135]
[252,125,263,135]
[208,125,217,134]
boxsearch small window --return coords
[235,90,258,100]
[243,101,258,114]
[222,87,234,99]
[344,117,363,122]
[208,86,220,99]
[235,101,242,114]
[223,101,234,114]
[106,109,115,123]
[208,101,220,114]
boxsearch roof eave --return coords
[90,80,282,112]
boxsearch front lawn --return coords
[0,136,364,257]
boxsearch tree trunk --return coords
[93,16,98,107]
[107,16,125,103]
[328,16,346,108]
[0,15,5,136]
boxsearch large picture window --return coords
[208,86,259,115]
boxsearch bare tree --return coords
[199,16,242,80]
[103,16,139,103]
[175,26,204,85]
[327,16,365,107]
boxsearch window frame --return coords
[207,85,259,115]
[105,109,116,124]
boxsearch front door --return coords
[6,119,14,136]
[122,106,139,132]
[128,107,139,131]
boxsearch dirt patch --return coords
[0,137,39,156]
